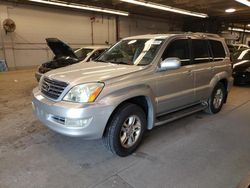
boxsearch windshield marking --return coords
[134,39,155,65]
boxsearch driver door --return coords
[156,38,196,115]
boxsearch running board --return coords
[155,103,207,127]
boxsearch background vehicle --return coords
[35,38,109,81]
[232,48,250,85]
[32,33,233,156]
[227,43,249,53]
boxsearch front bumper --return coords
[32,87,115,139]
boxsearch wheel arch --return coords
[102,92,156,137]
[218,78,228,103]
[209,72,230,103]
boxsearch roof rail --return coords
[184,32,220,38]
[193,32,220,38]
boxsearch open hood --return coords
[46,38,77,59]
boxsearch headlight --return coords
[63,83,104,103]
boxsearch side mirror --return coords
[159,58,181,71]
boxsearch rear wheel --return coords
[103,103,146,157]
[205,82,226,114]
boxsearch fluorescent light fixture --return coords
[28,0,129,16]
[235,0,250,7]
[225,8,236,13]
[120,0,208,18]
[228,27,250,33]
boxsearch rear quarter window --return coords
[209,40,226,61]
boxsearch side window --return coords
[161,39,190,66]
[209,40,226,61]
[192,39,212,64]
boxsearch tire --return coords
[205,82,226,114]
[103,103,146,157]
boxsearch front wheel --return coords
[103,103,146,157]
[205,82,226,114]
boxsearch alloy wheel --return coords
[120,115,142,148]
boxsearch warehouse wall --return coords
[0,3,116,69]
[0,2,182,69]
[119,15,182,39]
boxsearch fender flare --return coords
[209,71,231,96]
[101,84,156,130]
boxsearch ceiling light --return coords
[28,0,129,16]
[235,0,250,7]
[228,27,250,33]
[120,0,208,18]
[225,8,236,13]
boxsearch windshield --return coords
[74,48,93,60]
[97,39,164,65]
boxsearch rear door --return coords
[191,39,213,101]
[156,38,196,114]
[209,39,228,76]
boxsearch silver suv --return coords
[32,33,233,156]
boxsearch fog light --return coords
[64,117,92,128]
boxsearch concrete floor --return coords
[0,69,250,188]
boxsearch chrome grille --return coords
[41,77,68,100]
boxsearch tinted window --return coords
[162,39,190,66]
[74,48,93,60]
[192,39,211,64]
[209,40,226,61]
[90,49,105,60]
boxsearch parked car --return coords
[232,48,250,84]
[32,33,233,156]
[35,38,109,81]
[227,43,249,53]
